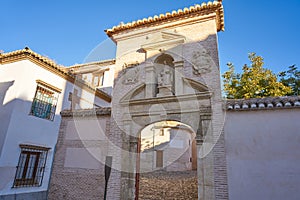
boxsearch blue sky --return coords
[1,0,300,74]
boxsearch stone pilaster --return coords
[145,64,156,98]
[174,60,184,96]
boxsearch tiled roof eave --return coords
[0,48,72,81]
[105,1,224,37]
[0,48,112,102]
[225,96,300,111]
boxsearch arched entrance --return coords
[111,36,226,199]
[139,121,197,172]
[116,54,215,199]
[136,120,198,199]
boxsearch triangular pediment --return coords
[120,83,146,104]
[141,31,185,51]
[161,31,186,40]
[183,78,210,93]
[120,78,210,105]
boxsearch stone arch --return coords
[119,91,213,199]
[136,120,199,199]
[137,120,197,169]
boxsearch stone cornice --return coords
[141,38,185,51]
[105,1,224,38]
[130,107,212,117]
[225,96,300,111]
[19,143,51,151]
[0,47,111,102]
[68,59,116,70]
[69,64,112,75]
[120,92,211,106]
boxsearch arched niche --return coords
[154,53,174,67]
[152,53,175,97]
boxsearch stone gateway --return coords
[49,1,228,200]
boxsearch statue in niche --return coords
[192,49,212,75]
[156,66,173,97]
[158,64,173,87]
[154,54,175,97]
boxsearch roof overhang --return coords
[105,1,224,39]
[0,47,112,102]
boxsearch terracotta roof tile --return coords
[226,96,300,111]
[0,47,67,73]
[0,47,111,102]
[105,1,224,37]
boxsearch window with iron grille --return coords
[13,144,50,187]
[30,80,60,121]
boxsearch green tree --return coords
[278,65,300,95]
[222,53,292,99]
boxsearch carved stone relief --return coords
[122,63,140,85]
[192,49,212,75]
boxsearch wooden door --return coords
[156,150,163,168]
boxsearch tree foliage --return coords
[222,53,292,99]
[278,65,300,96]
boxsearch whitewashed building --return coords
[0,48,111,199]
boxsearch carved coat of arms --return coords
[191,49,212,75]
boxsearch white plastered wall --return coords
[225,109,300,200]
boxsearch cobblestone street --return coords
[139,170,198,200]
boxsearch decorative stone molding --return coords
[68,59,116,70]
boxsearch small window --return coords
[13,144,50,188]
[156,150,163,168]
[92,73,104,87]
[30,81,60,121]
[159,128,165,136]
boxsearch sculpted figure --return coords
[158,68,172,86]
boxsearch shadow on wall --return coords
[0,81,14,105]
[0,81,62,194]
[0,81,15,156]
